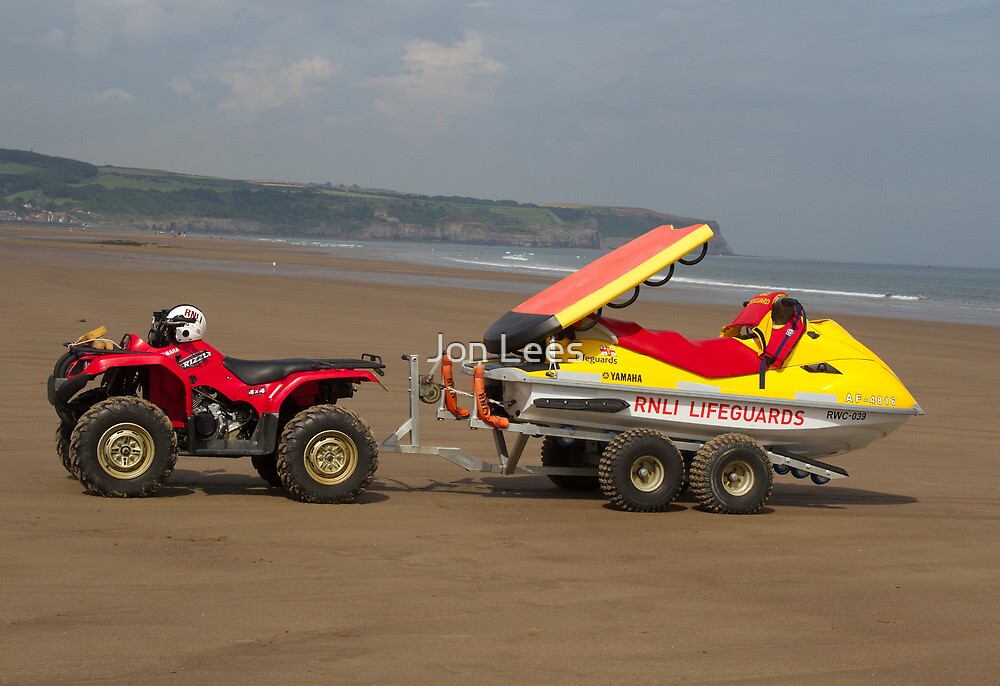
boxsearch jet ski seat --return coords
[597,317,762,379]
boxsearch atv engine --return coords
[192,387,257,441]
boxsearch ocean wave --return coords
[258,237,363,249]
[444,256,574,274]
[670,276,925,301]
[443,257,925,301]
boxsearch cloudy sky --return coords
[2,0,998,267]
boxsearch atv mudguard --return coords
[49,347,190,426]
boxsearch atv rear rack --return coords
[380,354,847,483]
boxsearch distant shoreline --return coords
[3,223,997,328]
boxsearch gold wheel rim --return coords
[722,458,755,496]
[304,430,358,485]
[97,423,155,479]
[630,455,665,492]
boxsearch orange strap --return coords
[441,355,470,419]
[473,364,509,429]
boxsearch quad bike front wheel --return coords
[598,428,684,512]
[251,453,284,488]
[277,405,377,504]
[70,397,177,498]
[689,433,773,514]
[55,388,109,479]
[540,437,601,491]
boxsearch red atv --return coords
[47,305,385,503]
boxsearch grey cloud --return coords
[1,0,997,266]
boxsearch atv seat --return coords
[598,317,761,378]
[222,357,383,385]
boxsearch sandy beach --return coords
[2,224,998,685]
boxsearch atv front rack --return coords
[381,354,848,484]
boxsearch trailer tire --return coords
[251,454,284,488]
[540,437,600,491]
[599,428,684,512]
[277,405,377,504]
[70,397,177,498]
[690,433,773,514]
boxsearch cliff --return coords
[1,148,734,254]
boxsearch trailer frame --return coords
[380,354,848,485]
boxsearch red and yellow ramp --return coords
[484,223,714,353]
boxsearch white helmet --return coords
[168,304,207,342]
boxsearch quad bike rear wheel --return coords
[689,433,773,514]
[70,396,177,498]
[55,388,109,478]
[598,428,684,512]
[540,437,600,491]
[277,405,377,504]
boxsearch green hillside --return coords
[0,148,731,252]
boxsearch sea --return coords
[14,225,997,326]
[257,237,1000,327]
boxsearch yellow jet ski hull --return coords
[485,316,921,459]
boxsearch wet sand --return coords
[2,224,998,684]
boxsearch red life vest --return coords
[721,292,807,387]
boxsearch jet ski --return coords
[460,223,922,513]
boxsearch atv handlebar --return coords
[148,309,198,347]
[151,309,197,328]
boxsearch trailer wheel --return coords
[55,388,109,478]
[70,397,177,498]
[598,428,684,512]
[277,405,377,504]
[251,454,284,488]
[540,437,600,491]
[690,433,773,514]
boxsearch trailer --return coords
[381,353,853,514]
